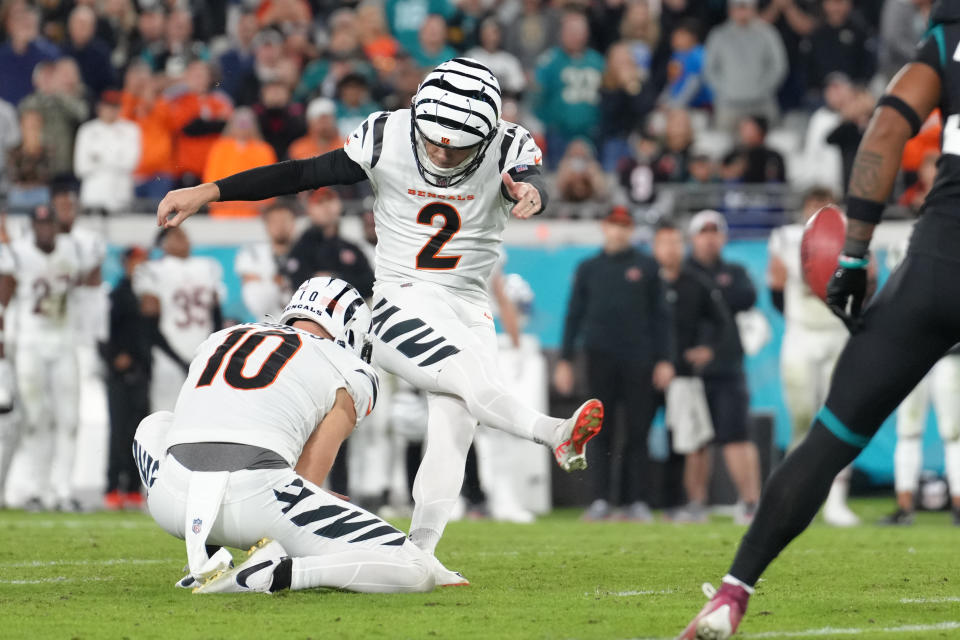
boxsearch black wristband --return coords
[877,95,922,137]
[845,196,885,225]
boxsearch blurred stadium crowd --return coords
[0,0,942,221]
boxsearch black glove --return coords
[825,254,869,333]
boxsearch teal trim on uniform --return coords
[838,255,870,269]
[817,407,871,449]
[928,24,947,69]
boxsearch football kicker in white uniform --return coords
[137,277,435,594]
[156,58,605,585]
[0,206,83,509]
[767,189,859,527]
[134,226,224,412]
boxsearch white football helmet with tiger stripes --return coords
[410,57,502,188]
[280,277,373,362]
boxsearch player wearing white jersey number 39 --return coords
[137,277,435,595]
[156,58,604,585]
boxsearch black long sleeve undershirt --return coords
[215,149,368,201]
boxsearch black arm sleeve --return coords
[146,315,189,372]
[500,166,550,215]
[915,31,944,76]
[771,289,785,314]
[215,149,368,201]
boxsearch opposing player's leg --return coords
[679,252,960,639]
[50,349,80,509]
[371,283,602,470]
[930,354,960,522]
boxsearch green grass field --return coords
[1,499,959,639]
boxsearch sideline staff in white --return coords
[137,277,434,594]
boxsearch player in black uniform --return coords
[679,3,960,638]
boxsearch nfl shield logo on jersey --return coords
[192,518,202,534]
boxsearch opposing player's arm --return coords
[844,62,941,255]
[157,149,369,229]
[294,388,357,487]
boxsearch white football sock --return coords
[441,353,562,447]
[290,542,434,593]
[894,436,922,494]
[722,574,755,594]
[409,393,476,552]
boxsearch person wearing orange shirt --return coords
[121,61,175,200]
[287,97,343,161]
[167,60,233,185]
[203,107,277,218]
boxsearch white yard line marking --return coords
[589,588,676,597]
[740,621,960,638]
[899,596,960,604]
[0,558,176,568]
[0,576,112,585]
[0,519,153,529]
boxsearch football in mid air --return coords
[800,204,847,302]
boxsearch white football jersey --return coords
[166,322,380,466]
[344,109,542,305]
[133,255,225,361]
[0,236,83,350]
[234,243,291,320]
[66,225,108,342]
[768,224,844,331]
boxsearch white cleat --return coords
[193,538,287,594]
[553,399,604,472]
[823,500,860,527]
[427,554,469,587]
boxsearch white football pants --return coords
[370,281,562,551]
[781,325,848,445]
[148,456,434,593]
[894,354,960,496]
[15,345,79,505]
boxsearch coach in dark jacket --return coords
[555,206,675,522]
[101,247,152,509]
[286,188,374,298]
[685,210,761,520]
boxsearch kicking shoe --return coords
[581,499,612,522]
[426,554,469,587]
[823,500,859,527]
[193,538,287,594]
[554,399,603,472]
[103,490,124,511]
[878,508,914,526]
[676,582,751,640]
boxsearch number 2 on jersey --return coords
[416,202,462,270]
[196,328,301,390]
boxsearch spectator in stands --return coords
[704,0,787,131]
[102,246,151,511]
[257,0,312,30]
[129,6,166,68]
[63,5,115,99]
[6,109,53,209]
[686,210,762,524]
[535,11,605,162]
[759,0,817,112]
[688,152,719,184]
[661,19,711,109]
[286,188,375,297]
[288,97,343,161]
[384,0,452,55]
[254,80,305,160]
[503,0,559,70]
[20,60,89,178]
[218,12,258,102]
[826,85,874,193]
[598,41,656,171]
[447,0,486,52]
[152,9,209,78]
[466,18,525,98]
[618,133,659,204]
[794,71,850,194]
[654,108,695,183]
[335,73,378,140]
[900,150,940,214]
[619,0,664,87]
[411,14,457,69]
[121,61,174,200]
[722,115,787,184]
[74,90,140,214]
[0,98,19,192]
[879,0,932,84]
[237,28,285,107]
[0,4,60,106]
[203,107,277,218]
[555,139,608,203]
[555,206,675,522]
[802,0,875,92]
[379,53,426,112]
[357,3,401,76]
[98,0,138,68]
[901,110,942,185]
[167,60,232,186]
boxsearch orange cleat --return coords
[123,491,145,510]
[103,490,124,511]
